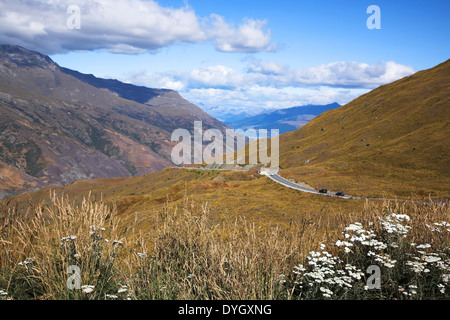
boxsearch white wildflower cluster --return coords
[341,221,398,268]
[293,246,364,298]
[89,225,123,247]
[118,284,132,300]
[335,240,353,254]
[405,252,448,275]
[320,287,333,298]
[398,284,418,297]
[18,257,35,266]
[112,240,123,246]
[436,272,450,295]
[381,213,411,237]
[118,284,128,294]
[0,289,8,296]
[292,215,449,299]
[277,274,287,285]
[89,225,105,241]
[416,244,431,250]
[105,284,131,300]
[426,221,450,233]
[406,258,430,274]
[344,264,364,280]
[137,252,147,259]
[373,254,396,269]
[403,222,449,297]
[293,264,306,274]
[81,285,95,294]
[60,235,77,245]
[343,222,387,250]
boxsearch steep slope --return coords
[59,67,226,132]
[0,45,229,199]
[226,103,340,134]
[278,59,450,198]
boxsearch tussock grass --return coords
[0,193,448,300]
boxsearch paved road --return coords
[266,174,448,205]
[267,173,381,200]
[178,167,446,203]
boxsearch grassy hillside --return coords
[278,60,450,198]
[1,189,448,300]
[3,167,369,237]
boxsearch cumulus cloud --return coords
[288,61,415,88]
[122,59,414,113]
[0,0,275,54]
[182,86,368,115]
[189,65,245,89]
[205,14,275,53]
[247,58,287,75]
[126,60,414,91]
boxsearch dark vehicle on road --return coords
[319,189,327,194]
[336,192,345,197]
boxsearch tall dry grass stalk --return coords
[0,191,123,299]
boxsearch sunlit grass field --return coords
[0,188,448,300]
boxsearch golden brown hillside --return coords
[2,167,368,236]
[278,59,450,198]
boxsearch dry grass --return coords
[0,192,124,299]
[0,192,448,300]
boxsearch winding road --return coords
[265,173,422,202]
[182,166,446,203]
[267,173,360,199]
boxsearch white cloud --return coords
[205,14,275,53]
[189,65,246,89]
[125,60,414,91]
[0,0,275,54]
[182,86,368,114]
[247,58,287,75]
[125,69,187,91]
[288,61,415,88]
[121,59,414,113]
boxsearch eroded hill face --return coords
[0,45,229,199]
[278,60,450,198]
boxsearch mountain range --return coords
[0,45,228,199]
[225,103,341,134]
[1,44,448,202]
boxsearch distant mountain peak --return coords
[225,102,341,134]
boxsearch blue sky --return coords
[0,0,448,117]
